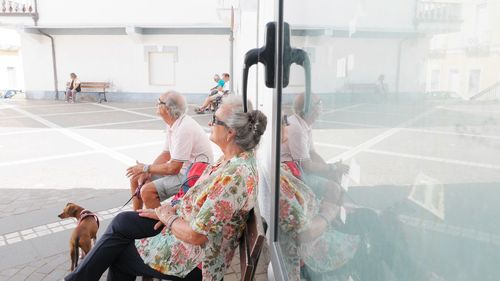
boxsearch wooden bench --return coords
[239,205,266,281]
[344,82,386,101]
[142,205,266,281]
[345,83,378,94]
[66,82,110,103]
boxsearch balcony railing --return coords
[470,81,500,101]
[1,0,35,14]
[416,1,462,23]
[0,0,38,25]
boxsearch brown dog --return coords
[58,203,99,271]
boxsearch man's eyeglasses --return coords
[211,114,228,128]
[282,114,290,126]
[157,99,166,106]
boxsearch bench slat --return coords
[239,205,265,281]
[65,82,109,103]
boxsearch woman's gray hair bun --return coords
[222,96,267,151]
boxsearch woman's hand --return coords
[137,208,164,230]
[154,205,177,221]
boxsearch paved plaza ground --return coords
[0,99,268,281]
[1,96,500,280]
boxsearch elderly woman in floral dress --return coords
[64,95,267,281]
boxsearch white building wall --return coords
[20,32,230,98]
[0,52,24,90]
[285,0,416,32]
[282,35,430,96]
[35,0,224,27]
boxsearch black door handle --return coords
[242,22,312,114]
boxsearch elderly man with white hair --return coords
[126,90,214,210]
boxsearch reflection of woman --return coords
[279,165,360,281]
[279,119,429,281]
[65,95,267,281]
[279,117,359,280]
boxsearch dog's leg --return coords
[70,245,77,271]
[80,240,92,261]
[79,247,85,259]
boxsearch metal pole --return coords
[39,30,59,100]
[229,6,234,93]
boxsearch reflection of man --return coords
[377,74,388,101]
[281,93,348,199]
[126,91,214,210]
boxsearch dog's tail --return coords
[73,236,79,269]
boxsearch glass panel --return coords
[277,1,500,280]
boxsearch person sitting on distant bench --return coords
[195,73,230,113]
[66,73,81,103]
[209,74,223,96]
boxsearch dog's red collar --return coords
[79,209,100,228]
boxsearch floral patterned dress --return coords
[136,151,258,281]
[278,164,361,281]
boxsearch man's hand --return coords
[332,161,350,175]
[328,161,349,182]
[126,160,145,178]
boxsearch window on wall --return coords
[430,69,440,91]
[148,52,176,86]
[447,69,460,95]
[468,69,481,95]
[6,66,16,89]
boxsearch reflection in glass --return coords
[276,1,500,280]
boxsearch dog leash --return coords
[120,175,202,210]
[120,182,145,210]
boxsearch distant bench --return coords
[344,83,386,101]
[141,205,266,281]
[345,83,378,94]
[66,82,110,103]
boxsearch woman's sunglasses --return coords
[211,114,228,128]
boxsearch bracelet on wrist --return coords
[167,215,180,232]
[316,212,330,225]
[143,164,150,173]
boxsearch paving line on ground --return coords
[325,106,440,163]
[1,106,158,121]
[403,127,500,141]
[316,119,385,128]
[0,140,166,167]
[365,148,500,170]
[91,103,159,119]
[72,118,161,129]
[1,102,73,109]
[315,141,500,170]
[0,205,133,247]
[0,151,99,167]
[0,118,161,137]
[315,119,500,141]
[8,106,136,166]
[0,133,210,167]
[436,105,500,114]
[399,214,500,247]
[321,103,365,115]
[340,109,410,117]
